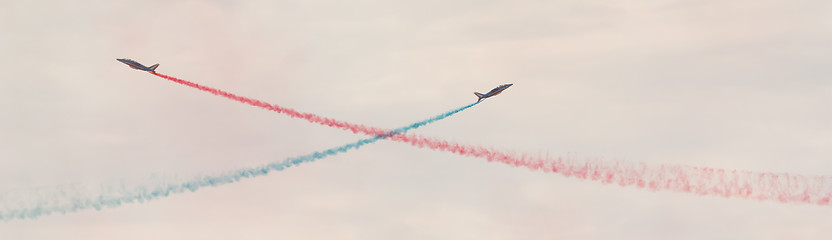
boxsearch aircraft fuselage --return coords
[474,83,513,102]
[117,58,158,73]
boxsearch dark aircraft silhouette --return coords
[474,84,513,102]
[117,58,159,73]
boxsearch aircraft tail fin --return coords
[149,64,159,72]
[474,92,484,102]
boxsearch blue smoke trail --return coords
[0,102,479,220]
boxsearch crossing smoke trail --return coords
[0,100,477,220]
[152,73,832,205]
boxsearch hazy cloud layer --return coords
[1,0,831,239]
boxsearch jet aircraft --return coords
[474,83,513,102]
[117,58,159,73]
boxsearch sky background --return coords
[1,0,832,239]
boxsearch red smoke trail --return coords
[152,73,391,136]
[390,134,832,205]
[151,73,832,205]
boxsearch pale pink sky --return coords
[1,0,831,239]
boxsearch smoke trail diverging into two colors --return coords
[0,98,478,220]
[151,73,832,205]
